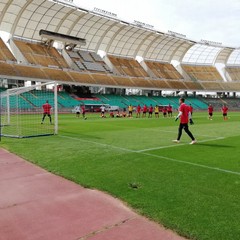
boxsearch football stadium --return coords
[0,0,240,239]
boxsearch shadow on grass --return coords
[197,143,234,148]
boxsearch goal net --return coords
[0,82,58,138]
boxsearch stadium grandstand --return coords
[2,1,240,240]
[0,0,240,112]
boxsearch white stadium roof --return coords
[0,0,239,65]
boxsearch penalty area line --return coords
[136,137,225,153]
[59,135,240,176]
[59,135,136,153]
[141,151,240,176]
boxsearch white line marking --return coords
[141,152,240,176]
[60,135,240,176]
[137,137,225,152]
[144,129,221,138]
[60,135,136,153]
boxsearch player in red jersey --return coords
[162,106,167,118]
[221,104,228,120]
[81,105,87,119]
[148,104,153,118]
[167,104,173,117]
[136,104,141,118]
[173,98,196,144]
[142,104,147,118]
[41,100,52,124]
[208,104,213,120]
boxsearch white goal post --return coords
[0,81,58,138]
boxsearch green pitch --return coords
[2,111,240,240]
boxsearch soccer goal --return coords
[0,81,58,138]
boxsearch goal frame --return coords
[0,81,58,138]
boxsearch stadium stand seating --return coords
[149,79,171,89]
[0,38,16,61]
[111,76,136,87]
[181,64,223,81]
[0,62,17,76]
[94,94,127,108]
[129,77,155,88]
[220,82,240,91]
[205,97,240,110]
[57,92,82,108]
[182,81,204,90]
[67,71,96,84]
[184,97,208,109]
[167,80,188,90]
[14,39,69,68]
[15,65,47,79]
[155,96,178,109]
[225,66,240,81]
[108,55,149,77]
[144,61,183,79]
[66,50,113,74]
[2,36,240,96]
[91,74,117,86]
[41,68,71,82]
[131,95,158,106]
[200,81,224,91]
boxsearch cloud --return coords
[74,0,240,47]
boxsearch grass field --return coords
[1,111,240,240]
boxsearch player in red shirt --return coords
[167,104,173,117]
[136,104,141,118]
[148,104,153,118]
[81,105,87,120]
[208,104,213,120]
[173,98,196,144]
[142,104,147,118]
[41,100,52,124]
[162,106,167,118]
[221,104,228,120]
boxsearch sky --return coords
[71,0,240,48]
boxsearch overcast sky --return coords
[72,0,240,48]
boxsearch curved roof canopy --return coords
[227,49,240,65]
[0,0,236,64]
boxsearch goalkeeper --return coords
[41,100,52,124]
[173,98,196,145]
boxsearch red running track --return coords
[0,148,187,240]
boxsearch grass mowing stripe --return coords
[60,135,240,176]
